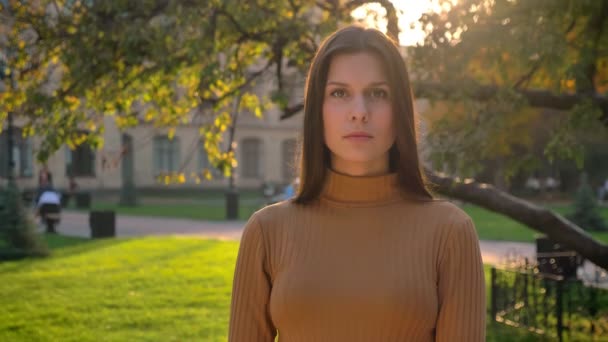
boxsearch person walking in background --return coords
[35,172,62,233]
[229,25,485,341]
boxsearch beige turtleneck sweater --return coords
[228,169,486,341]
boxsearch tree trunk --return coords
[119,133,137,206]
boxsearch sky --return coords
[351,0,452,46]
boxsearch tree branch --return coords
[280,103,304,119]
[427,171,608,270]
[198,60,272,107]
[215,8,269,43]
[414,81,608,125]
[342,0,400,41]
[513,58,543,90]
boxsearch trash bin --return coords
[89,210,116,238]
[226,190,239,220]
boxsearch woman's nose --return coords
[350,94,369,122]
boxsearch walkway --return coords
[53,211,535,263]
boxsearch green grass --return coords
[463,203,608,243]
[0,235,238,341]
[0,235,563,341]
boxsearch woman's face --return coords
[322,52,396,176]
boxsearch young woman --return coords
[229,25,485,341]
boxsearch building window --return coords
[0,128,34,178]
[65,144,96,177]
[282,139,297,182]
[241,137,262,179]
[199,140,222,178]
[153,135,180,175]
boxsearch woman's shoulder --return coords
[413,198,473,226]
[250,199,306,226]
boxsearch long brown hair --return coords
[293,25,434,204]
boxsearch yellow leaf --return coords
[566,79,575,89]
[144,110,155,122]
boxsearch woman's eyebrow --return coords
[326,81,389,87]
[368,81,389,87]
[326,81,348,87]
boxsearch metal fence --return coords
[490,261,608,341]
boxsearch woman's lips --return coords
[344,134,373,141]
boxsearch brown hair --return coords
[293,25,434,204]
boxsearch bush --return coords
[0,182,49,259]
[567,173,607,231]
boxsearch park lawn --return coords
[462,203,608,243]
[1,235,548,341]
[83,202,262,222]
[0,235,237,342]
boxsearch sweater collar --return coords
[320,168,402,206]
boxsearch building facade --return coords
[1,98,431,192]
[1,105,303,191]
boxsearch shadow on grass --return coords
[43,235,135,259]
[0,234,132,274]
[43,234,93,249]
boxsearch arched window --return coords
[153,135,180,175]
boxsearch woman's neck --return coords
[329,157,389,177]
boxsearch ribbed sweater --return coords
[228,169,486,341]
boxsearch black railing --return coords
[490,262,608,341]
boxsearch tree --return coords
[0,182,48,259]
[567,173,607,232]
[0,0,607,268]
[405,0,608,267]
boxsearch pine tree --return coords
[0,182,48,259]
[567,173,608,232]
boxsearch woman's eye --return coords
[330,89,347,98]
[369,88,388,99]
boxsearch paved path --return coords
[53,211,537,264]
[55,211,245,240]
